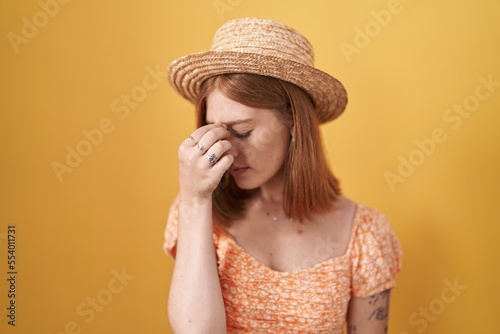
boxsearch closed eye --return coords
[234,130,252,139]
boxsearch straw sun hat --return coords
[167,17,348,123]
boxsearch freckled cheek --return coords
[257,128,277,146]
[238,144,268,165]
[238,144,258,162]
[239,137,288,165]
[263,145,283,162]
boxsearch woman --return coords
[164,18,402,333]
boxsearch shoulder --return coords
[348,201,403,297]
[356,202,389,224]
[322,195,357,229]
[349,201,402,270]
[323,196,392,240]
[346,199,402,264]
[352,202,395,239]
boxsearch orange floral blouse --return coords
[163,198,402,333]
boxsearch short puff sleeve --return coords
[163,196,180,258]
[350,206,402,297]
[162,195,221,259]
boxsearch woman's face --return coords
[205,88,291,190]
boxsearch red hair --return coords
[196,74,341,224]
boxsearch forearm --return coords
[168,198,226,334]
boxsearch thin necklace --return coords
[257,199,292,221]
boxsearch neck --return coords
[257,177,286,212]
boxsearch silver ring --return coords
[187,135,195,142]
[197,143,205,151]
[206,153,219,165]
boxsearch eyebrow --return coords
[206,118,253,126]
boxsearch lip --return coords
[229,166,249,177]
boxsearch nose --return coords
[226,135,239,158]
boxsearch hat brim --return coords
[168,51,348,123]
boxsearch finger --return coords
[187,123,223,144]
[200,140,232,168]
[180,133,230,166]
[180,124,216,148]
[203,140,231,163]
[210,154,234,176]
[197,127,230,153]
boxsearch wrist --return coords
[179,192,213,210]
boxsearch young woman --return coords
[163,18,402,333]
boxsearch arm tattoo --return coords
[368,289,389,305]
[367,289,390,321]
[348,325,357,334]
[368,306,388,320]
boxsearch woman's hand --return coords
[178,123,234,199]
[169,123,231,333]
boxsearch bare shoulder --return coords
[335,195,358,221]
[319,195,357,227]
[315,195,358,254]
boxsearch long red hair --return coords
[196,74,341,224]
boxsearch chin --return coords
[232,169,284,191]
[233,178,260,190]
[230,173,263,190]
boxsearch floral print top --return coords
[163,198,402,333]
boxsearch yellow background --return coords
[1,0,499,333]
